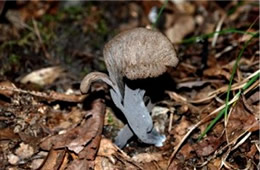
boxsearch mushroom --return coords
[80,27,178,148]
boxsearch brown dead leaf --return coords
[203,66,231,80]
[30,158,45,170]
[246,144,257,159]
[247,90,259,105]
[97,138,119,157]
[7,153,20,165]
[0,81,17,97]
[193,136,223,157]
[95,157,116,170]
[168,159,192,170]
[170,117,192,145]
[15,142,35,160]
[166,15,195,43]
[46,108,84,132]
[40,149,66,170]
[226,97,260,143]
[18,1,59,21]
[5,10,27,30]
[96,138,142,170]
[20,66,64,86]
[192,85,215,102]
[40,99,105,154]
[173,1,195,14]
[132,152,163,163]
[176,143,195,160]
[207,158,221,170]
[78,135,101,160]
[66,159,89,170]
[0,128,19,140]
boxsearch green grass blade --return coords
[180,28,256,44]
[242,72,260,91]
[198,72,259,141]
[224,32,258,118]
[152,0,168,29]
[197,32,259,141]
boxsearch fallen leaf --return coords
[170,117,192,147]
[40,99,105,154]
[176,143,195,160]
[165,15,195,43]
[96,138,141,169]
[193,136,223,156]
[0,81,17,97]
[40,149,66,170]
[20,66,64,86]
[7,154,19,165]
[203,66,231,80]
[132,152,163,163]
[226,97,260,143]
[66,159,90,170]
[30,159,44,170]
[15,142,35,160]
[0,128,19,140]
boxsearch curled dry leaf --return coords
[40,99,105,154]
[20,66,64,86]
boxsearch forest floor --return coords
[0,1,259,169]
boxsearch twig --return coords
[32,19,52,60]
[212,14,226,47]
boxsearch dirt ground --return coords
[0,1,259,169]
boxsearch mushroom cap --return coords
[103,27,178,80]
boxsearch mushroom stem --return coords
[111,84,165,147]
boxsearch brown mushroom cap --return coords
[103,27,178,80]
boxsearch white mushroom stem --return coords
[112,84,165,147]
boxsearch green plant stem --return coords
[242,72,260,91]
[152,0,168,29]
[198,71,259,141]
[197,32,259,141]
[180,28,256,44]
[224,33,258,118]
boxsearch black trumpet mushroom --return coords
[80,28,178,148]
